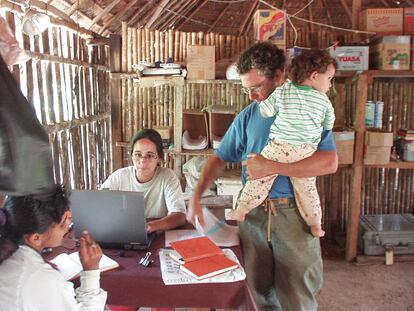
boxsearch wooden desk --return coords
[50,230,253,309]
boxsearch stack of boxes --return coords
[364,131,394,164]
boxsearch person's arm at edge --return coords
[245,150,338,180]
[187,155,227,226]
[147,212,186,233]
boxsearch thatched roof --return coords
[2,0,413,37]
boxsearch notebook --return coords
[70,190,155,250]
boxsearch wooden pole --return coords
[346,73,368,261]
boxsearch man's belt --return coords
[269,197,295,206]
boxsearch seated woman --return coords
[0,185,107,310]
[101,129,186,233]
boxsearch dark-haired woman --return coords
[101,129,186,233]
[0,185,107,310]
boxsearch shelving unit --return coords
[345,71,414,261]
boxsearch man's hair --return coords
[236,41,285,79]
[130,128,164,158]
[289,49,337,84]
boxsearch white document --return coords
[159,248,246,285]
[165,208,239,248]
[50,252,119,281]
[196,208,240,247]
[165,229,202,247]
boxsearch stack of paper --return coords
[169,236,239,280]
[182,130,208,150]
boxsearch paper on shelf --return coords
[159,248,246,285]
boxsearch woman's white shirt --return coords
[101,166,186,218]
[0,245,107,311]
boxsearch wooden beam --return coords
[240,0,259,36]
[207,3,230,32]
[351,0,362,41]
[308,4,314,32]
[176,0,208,30]
[109,34,123,171]
[86,37,110,46]
[126,1,154,27]
[380,0,390,7]
[155,0,184,30]
[322,0,332,26]
[167,0,198,27]
[1,1,94,37]
[339,0,353,24]
[145,0,170,29]
[346,73,368,261]
[88,0,122,30]
[99,0,139,34]
[10,0,72,22]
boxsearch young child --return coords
[228,49,337,237]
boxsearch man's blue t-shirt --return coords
[216,102,336,199]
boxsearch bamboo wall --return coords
[2,11,111,190]
[121,24,252,73]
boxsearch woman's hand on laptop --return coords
[79,230,102,271]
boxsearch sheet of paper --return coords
[195,208,240,247]
[159,248,246,285]
[50,253,82,280]
[165,229,202,247]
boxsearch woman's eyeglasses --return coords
[132,153,159,161]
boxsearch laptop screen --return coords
[70,190,153,250]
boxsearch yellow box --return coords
[360,8,403,35]
[253,9,286,46]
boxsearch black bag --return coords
[0,54,54,195]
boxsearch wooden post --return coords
[109,34,123,171]
[346,73,368,261]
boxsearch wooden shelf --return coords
[335,70,414,79]
[364,160,414,169]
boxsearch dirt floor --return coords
[318,244,414,311]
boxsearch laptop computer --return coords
[70,190,155,250]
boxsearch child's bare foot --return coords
[311,225,325,237]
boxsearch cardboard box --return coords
[370,36,411,70]
[404,7,414,34]
[364,146,392,164]
[360,8,403,35]
[209,112,236,149]
[334,130,355,164]
[329,46,369,71]
[253,9,286,46]
[187,45,215,80]
[365,131,394,146]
